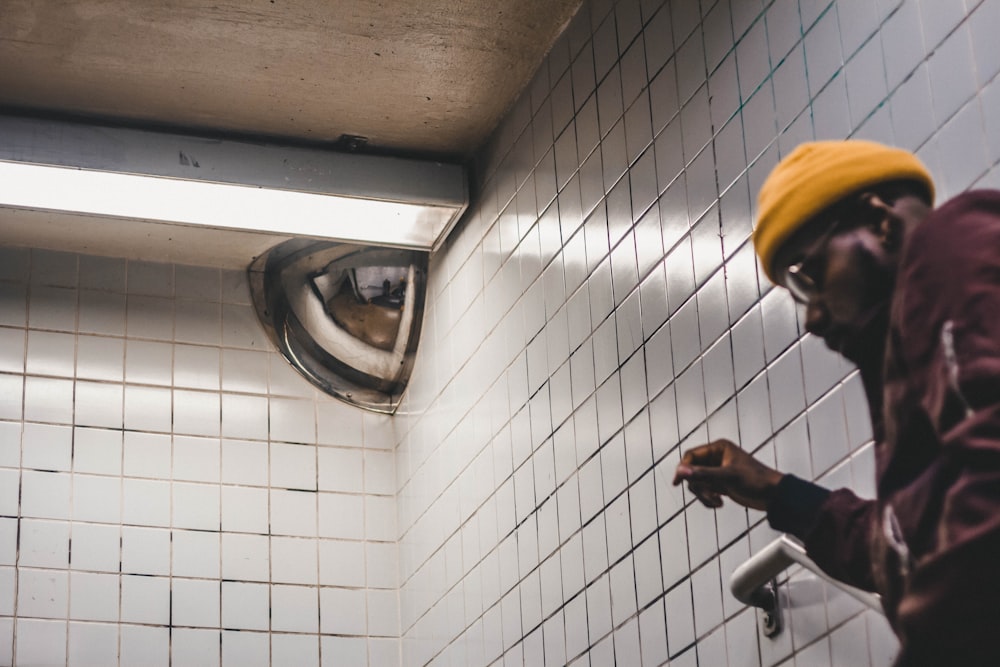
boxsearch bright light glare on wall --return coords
[0,160,457,249]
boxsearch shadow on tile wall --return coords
[395,0,1000,665]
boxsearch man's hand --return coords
[672,439,785,511]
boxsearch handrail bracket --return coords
[755,579,782,638]
[730,535,882,639]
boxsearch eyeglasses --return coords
[780,216,849,304]
[780,194,895,304]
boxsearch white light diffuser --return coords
[0,115,468,254]
[0,161,456,249]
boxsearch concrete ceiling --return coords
[0,0,584,158]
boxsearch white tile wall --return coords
[394,0,1000,665]
[0,250,398,666]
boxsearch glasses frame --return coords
[780,215,852,305]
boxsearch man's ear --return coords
[878,214,905,252]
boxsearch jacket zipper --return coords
[883,503,914,579]
[941,320,975,419]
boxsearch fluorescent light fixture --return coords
[0,160,457,249]
[0,116,468,252]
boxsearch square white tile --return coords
[221,485,269,534]
[317,447,364,493]
[221,439,268,486]
[221,394,269,440]
[271,490,318,538]
[123,431,171,478]
[78,290,126,336]
[73,426,122,475]
[318,492,364,540]
[21,470,71,520]
[221,533,271,582]
[174,343,221,390]
[271,536,319,586]
[271,442,317,491]
[222,581,269,630]
[76,336,125,382]
[74,380,123,429]
[124,339,173,385]
[173,529,221,578]
[221,349,269,394]
[69,571,120,622]
[122,478,171,527]
[120,624,169,667]
[272,583,319,633]
[24,376,74,424]
[175,300,221,345]
[126,295,174,340]
[122,526,171,575]
[68,621,119,667]
[28,286,77,331]
[71,474,122,523]
[172,628,221,667]
[271,633,319,667]
[25,330,75,377]
[21,422,72,472]
[172,577,221,628]
[269,397,316,445]
[318,539,366,587]
[17,567,69,619]
[173,434,221,483]
[15,618,67,666]
[70,522,120,572]
[173,482,220,530]
[222,630,269,667]
[174,389,221,437]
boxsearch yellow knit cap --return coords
[753,140,935,283]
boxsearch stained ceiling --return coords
[0,0,584,158]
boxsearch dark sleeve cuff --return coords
[766,474,832,539]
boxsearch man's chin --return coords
[829,335,862,363]
[824,327,885,366]
[822,331,852,357]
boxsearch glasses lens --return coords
[784,265,813,304]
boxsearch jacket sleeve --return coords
[767,474,879,592]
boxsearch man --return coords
[672,140,1000,665]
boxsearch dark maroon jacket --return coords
[767,190,1000,666]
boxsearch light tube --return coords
[0,160,456,249]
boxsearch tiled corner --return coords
[391,0,999,665]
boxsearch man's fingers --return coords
[703,494,723,508]
[674,443,728,484]
[679,440,724,466]
[688,482,723,508]
[673,440,743,507]
[678,449,701,468]
[695,486,723,508]
[672,439,778,512]
[672,464,693,485]
[682,464,734,485]
[682,467,733,509]
[678,439,736,468]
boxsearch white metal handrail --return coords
[730,534,883,636]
